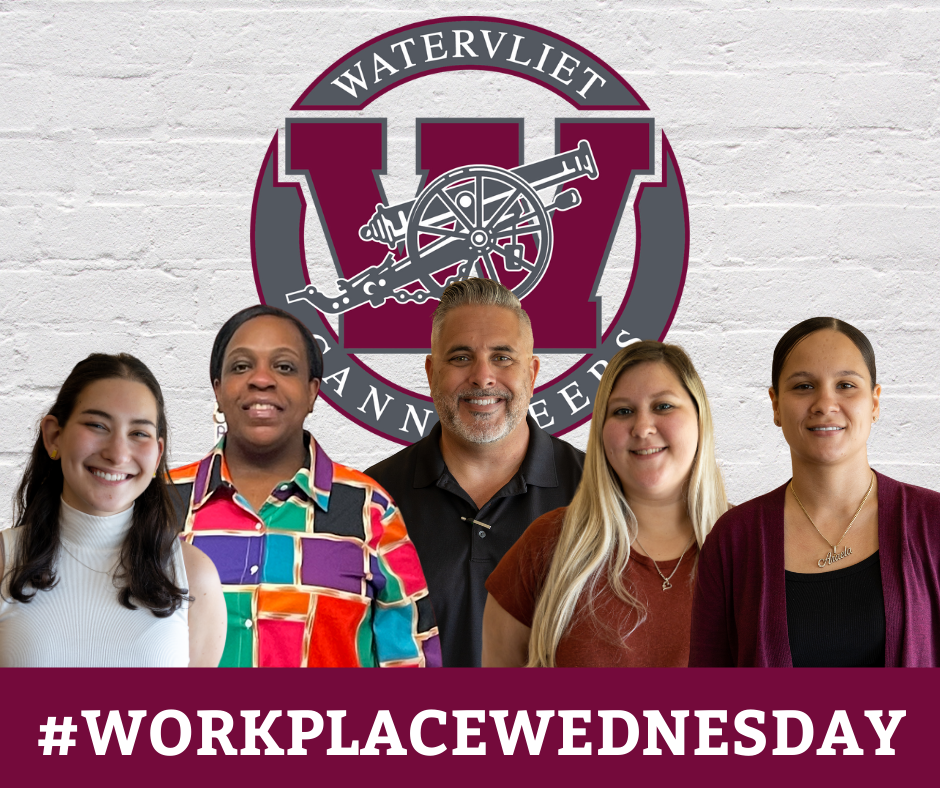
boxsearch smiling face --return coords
[426,304,539,446]
[213,315,320,457]
[41,378,164,517]
[770,329,880,468]
[602,361,700,504]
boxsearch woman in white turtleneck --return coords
[0,353,226,667]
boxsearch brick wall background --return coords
[1,0,937,514]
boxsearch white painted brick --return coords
[0,0,938,517]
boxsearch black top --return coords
[785,551,886,667]
[365,415,585,667]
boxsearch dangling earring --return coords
[50,449,58,460]
[213,403,227,441]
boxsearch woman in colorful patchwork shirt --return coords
[170,305,441,667]
[0,353,226,667]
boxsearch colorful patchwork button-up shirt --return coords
[169,435,441,667]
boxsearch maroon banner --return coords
[3,668,925,785]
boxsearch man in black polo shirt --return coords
[366,279,584,666]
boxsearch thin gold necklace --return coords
[59,542,119,576]
[789,471,875,569]
[633,534,695,591]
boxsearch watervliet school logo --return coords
[251,18,689,443]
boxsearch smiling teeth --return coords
[249,403,276,410]
[466,398,500,406]
[634,448,666,455]
[811,427,842,431]
[92,469,130,482]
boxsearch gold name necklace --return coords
[789,471,875,569]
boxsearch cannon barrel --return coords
[358,139,597,250]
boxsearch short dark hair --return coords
[210,305,323,384]
[771,317,877,392]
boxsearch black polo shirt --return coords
[365,416,585,667]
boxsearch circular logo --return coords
[251,17,689,443]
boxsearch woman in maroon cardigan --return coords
[690,317,940,667]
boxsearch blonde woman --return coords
[482,341,728,667]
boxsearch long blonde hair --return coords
[526,341,728,667]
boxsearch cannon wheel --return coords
[405,164,552,299]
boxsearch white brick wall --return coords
[0,0,937,515]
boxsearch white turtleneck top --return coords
[0,500,189,667]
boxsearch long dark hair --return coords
[6,353,191,617]
[771,316,877,392]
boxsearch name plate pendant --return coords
[818,545,852,568]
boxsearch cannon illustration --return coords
[286,139,598,314]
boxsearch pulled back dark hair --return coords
[210,305,323,384]
[771,317,877,393]
[6,353,190,617]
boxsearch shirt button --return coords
[254,523,262,530]
[245,619,253,629]
[478,530,486,538]
[279,484,290,491]
[249,565,259,575]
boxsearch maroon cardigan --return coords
[689,471,940,667]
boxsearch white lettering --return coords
[598,710,639,755]
[816,710,863,756]
[410,710,446,756]
[528,398,555,429]
[616,330,640,348]
[312,333,330,355]
[150,710,191,757]
[372,52,399,83]
[480,29,507,58]
[357,386,394,419]
[587,359,608,381]
[287,710,324,755]
[322,366,349,397]
[360,710,407,755]
[400,404,435,436]
[390,38,418,69]
[421,32,447,62]
[330,61,369,98]
[558,710,591,755]
[559,381,591,415]
[577,66,607,99]
[196,711,236,755]
[550,51,581,85]
[864,710,906,755]
[82,710,147,756]
[693,710,727,755]
[533,43,554,72]
[452,710,486,755]
[240,711,284,755]
[507,34,531,66]
[733,709,766,756]
[452,30,477,58]
[326,710,359,755]
[643,710,688,755]
[771,710,813,755]
[489,710,554,755]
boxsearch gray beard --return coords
[432,386,527,445]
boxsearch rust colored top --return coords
[485,507,697,667]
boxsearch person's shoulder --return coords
[168,459,201,485]
[547,431,586,465]
[709,483,788,541]
[330,462,400,508]
[877,471,940,520]
[528,506,568,536]
[180,540,221,588]
[364,435,428,483]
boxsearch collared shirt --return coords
[169,434,441,667]
[365,416,584,667]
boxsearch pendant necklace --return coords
[633,534,695,591]
[789,471,875,569]
[60,542,119,576]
